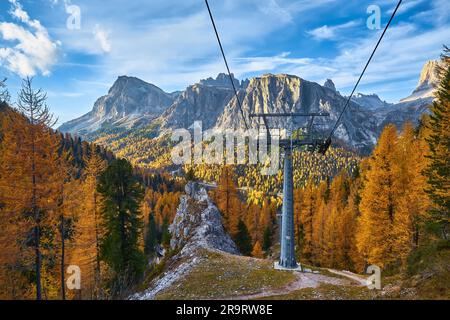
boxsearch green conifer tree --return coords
[424,47,450,239]
[234,220,252,255]
[97,159,145,295]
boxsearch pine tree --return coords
[53,150,77,300]
[342,172,363,272]
[327,173,350,268]
[83,145,107,288]
[251,241,264,258]
[234,219,252,255]
[323,205,340,268]
[311,195,327,265]
[0,78,10,103]
[97,159,145,296]
[0,78,60,299]
[424,47,450,239]
[144,213,157,254]
[161,215,171,247]
[214,166,240,232]
[262,226,272,252]
[357,124,399,268]
[299,180,317,262]
[391,123,430,265]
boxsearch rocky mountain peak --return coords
[417,60,439,89]
[199,73,241,89]
[352,93,392,110]
[106,75,167,98]
[59,76,174,135]
[248,74,302,98]
[400,60,439,103]
[323,79,336,91]
[108,76,155,94]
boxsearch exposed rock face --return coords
[401,60,439,103]
[199,73,246,89]
[158,81,235,131]
[374,60,439,129]
[157,73,250,132]
[59,60,437,152]
[323,79,336,92]
[352,93,393,111]
[59,76,174,135]
[170,182,239,255]
[216,74,378,151]
[376,97,432,130]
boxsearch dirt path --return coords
[221,270,360,300]
[327,269,368,286]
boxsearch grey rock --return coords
[215,73,378,152]
[170,182,239,255]
[323,79,336,91]
[59,76,174,135]
[132,182,239,300]
[351,93,393,111]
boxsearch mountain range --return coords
[59,60,439,153]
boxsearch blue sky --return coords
[0,0,449,125]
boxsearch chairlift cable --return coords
[205,0,250,130]
[327,0,402,141]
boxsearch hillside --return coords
[133,182,449,300]
[132,182,372,300]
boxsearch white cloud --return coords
[258,0,293,24]
[93,24,111,53]
[307,20,360,40]
[46,0,338,91]
[411,0,450,26]
[387,0,424,15]
[235,22,447,102]
[0,0,59,77]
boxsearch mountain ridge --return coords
[59,60,438,152]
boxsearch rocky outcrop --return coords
[373,60,439,130]
[170,182,239,255]
[199,73,247,89]
[132,182,238,300]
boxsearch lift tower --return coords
[205,0,401,271]
[250,112,330,269]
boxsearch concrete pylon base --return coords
[274,261,302,272]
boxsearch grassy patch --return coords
[138,247,182,292]
[156,250,296,300]
[260,284,377,300]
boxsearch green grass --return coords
[260,283,377,300]
[138,247,182,292]
[156,250,297,300]
[144,241,450,300]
